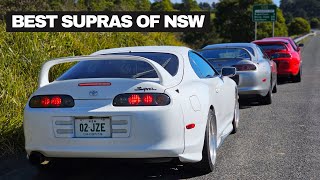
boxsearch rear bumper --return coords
[238,88,268,96]
[236,72,270,96]
[274,58,300,76]
[277,70,299,76]
[24,103,185,159]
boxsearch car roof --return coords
[203,43,257,49]
[92,46,192,56]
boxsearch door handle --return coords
[215,88,220,93]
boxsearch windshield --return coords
[199,48,251,60]
[57,53,178,80]
[258,44,287,51]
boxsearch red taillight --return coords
[113,93,170,106]
[143,94,153,105]
[51,96,62,107]
[232,64,256,71]
[41,96,51,107]
[29,95,74,108]
[128,94,141,105]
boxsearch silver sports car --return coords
[199,43,277,105]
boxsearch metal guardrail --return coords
[294,32,317,43]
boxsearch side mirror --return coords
[298,43,304,47]
[221,67,236,77]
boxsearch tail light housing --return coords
[232,64,256,71]
[274,53,291,58]
[29,95,74,108]
[113,93,170,106]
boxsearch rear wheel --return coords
[260,87,272,105]
[231,94,239,134]
[293,69,301,83]
[195,109,217,173]
[272,82,277,93]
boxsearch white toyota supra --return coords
[24,46,239,173]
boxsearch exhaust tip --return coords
[29,152,50,166]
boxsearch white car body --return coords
[24,46,237,165]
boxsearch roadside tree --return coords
[288,17,311,35]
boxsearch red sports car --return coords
[252,38,303,82]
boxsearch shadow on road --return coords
[239,99,261,109]
[31,159,207,180]
[277,77,299,85]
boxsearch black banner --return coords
[6,11,210,32]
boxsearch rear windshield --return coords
[258,44,287,51]
[241,47,254,56]
[199,48,251,60]
[57,53,178,80]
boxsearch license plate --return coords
[75,118,111,138]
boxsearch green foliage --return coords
[215,0,288,42]
[274,10,289,36]
[288,17,311,36]
[48,0,81,11]
[88,0,115,11]
[0,0,51,11]
[174,0,214,48]
[0,0,151,12]
[280,0,320,23]
[310,17,320,29]
[135,0,151,11]
[151,0,175,11]
[173,0,201,11]
[113,0,136,11]
[198,2,212,11]
[181,0,201,11]
[181,14,221,49]
[0,22,183,157]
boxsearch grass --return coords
[0,22,183,158]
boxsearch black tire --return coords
[231,94,239,134]
[293,69,301,83]
[272,82,277,93]
[194,109,217,173]
[260,88,272,105]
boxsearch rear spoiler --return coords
[39,55,173,88]
[254,41,289,49]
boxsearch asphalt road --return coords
[1,35,320,180]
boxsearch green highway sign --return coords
[252,4,277,22]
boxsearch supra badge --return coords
[134,87,157,92]
[89,90,98,96]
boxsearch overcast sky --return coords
[168,0,280,6]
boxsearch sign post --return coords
[272,22,275,37]
[252,4,277,40]
[255,22,257,40]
